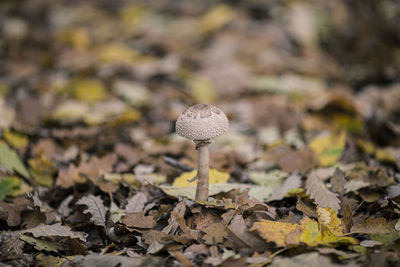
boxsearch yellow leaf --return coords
[316,207,343,236]
[252,215,357,248]
[110,109,141,126]
[71,79,107,102]
[3,130,28,149]
[198,5,235,34]
[97,43,139,63]
[333,114,363,133]
[120,6,147,26]
[309,131,346,166]
[173,169,230,188]
[357,139,375,154]
[57,28,91,51]
[189,76,216,104]
[375,149,397,164]
[252,220,299,247]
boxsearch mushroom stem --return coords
[195,141,210,201]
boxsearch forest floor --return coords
[1,0,400,266]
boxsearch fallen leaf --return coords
[202,223,228,245]
[3,130,28,149]
[173,168,230,187]
[309,131,346,167]
[268,173,302,201]
[0,176,27,200]
[198,5,235,34]
[20,234,64,252]
[0,232,24,260]
[0,141,30,178]
[77,195,107,227]
[109,202,125,223]
[125,192,147,213]
[252,215,356,248]
[351,217,394,235]
[62,254,142,267]
[23,223,87,242]
[330,168,346,195]
[306,170,340,212]
[121,213,156,229]
[227,215,266,250]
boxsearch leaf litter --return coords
[1,0,400,266]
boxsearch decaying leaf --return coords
[125,192,147,213]
[77,195,108,227]
[351,217,395,235]
[20,234,64,252]
[306,171,340,212]
[61,254,142,267]
[121,213,156,229]
[23,223,87,242]
[202,223,228,244]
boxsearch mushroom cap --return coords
[176,104,229,141]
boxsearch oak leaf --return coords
[77,195,107,227]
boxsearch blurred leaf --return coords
[198,5,235,34]
[0,176,25,200]
[97,43,139,63]
[309,131,346,166]
[0,141,30,178]
[249,170,287,187]
[332,115,363,133]
[375,149,397,164]
[57,28,91,51]
[0,98,15,129]
[189,76,216,104]
[370,231,400,244]
[173,169,230,188]
[71,79,107,102]
[3,130,28,149]
[160,183,253,200]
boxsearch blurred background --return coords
[1,0,400,179]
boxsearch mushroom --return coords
[176,104,229,201]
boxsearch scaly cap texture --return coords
[176,104,229,141]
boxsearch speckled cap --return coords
[176,104,229,141]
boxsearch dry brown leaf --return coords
[56,164,83,188]
[268,173,302,202]
[296,196,317,218]
[121,213,156,229]
[77,195,107,227]
[23,223,87,242]
[351,217,394,234]
[227,214,266,250]
[125,192,147,213]
[330,168,346,195]
[306,170,340,212]
[202,223,228,245]
[277,148,317,173]
[0,232,24,260]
